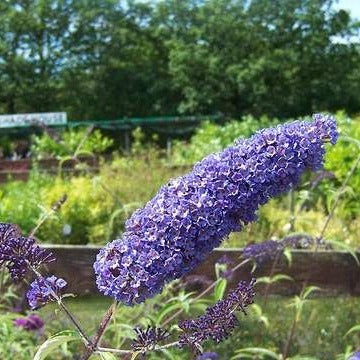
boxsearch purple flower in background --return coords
[216,254,234,280]
[178,279,255,351]
[243,234,331,264]
[0,236,55,281]
[197,352,219,360]
[131,326,170,353]
[94,114,337,305]
[0,223,55,281]
[348,351,360,360]
[243,240,284,264]
[14,314,44,331]
[27,275,67,309]
[216,254,233,266]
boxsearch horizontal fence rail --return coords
[40,245,360,297]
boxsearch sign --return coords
[0,112,67,128]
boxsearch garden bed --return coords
[0,157,100,182]
[41,245,360,297]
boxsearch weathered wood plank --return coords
[39,245,360,297]
[0,157,99,182]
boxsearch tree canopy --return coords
[0,0,359,120]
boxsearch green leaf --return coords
[34,331,79,360]
[344,324,360,338]
[156,303,182,324]
[301,286,321,300]
[99,353,118,360]
[232,347,281,359]
[214,278,227,301]
[257,274,293,285]
[327,239,360,266]
[284,248,293,267]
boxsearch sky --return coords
[335,0,360,19]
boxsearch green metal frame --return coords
[0,114,223,135]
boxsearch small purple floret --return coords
[14,314,44,331]
[27,275,67,309]
[94,114,337,305]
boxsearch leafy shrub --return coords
[0,313,39,359]
[31,128,114,159]
[0,136,16,159]
[0,152,183,245]
[172,115,279,165]
[324,111,360,219]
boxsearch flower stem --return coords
[80,301,118,360]
[282,315,298,359]
[96,341,180,355]
[161,258,250,327]
[30,266,92,347]
[262,251,281,308]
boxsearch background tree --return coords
[0,0,359,120]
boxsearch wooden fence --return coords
[41,245,360,297]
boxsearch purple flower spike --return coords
[243,234,331,264]
[243,240,284,264]
[0,223,55,281]
[0,223,20,244]
[0,236,55,281]
[349,351,360,360]
[131,326,170,353]
[94,114,337,305]
[14,314,44,331]
[197,353,219,360]
[179,279,255,351]
[27,275,67,309]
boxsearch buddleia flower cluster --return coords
[0,222,66,310]
[243,234,330,264]
[178,279,256,354]
[131,326,170,353]
[27,275,67,309]
[0,223,55,281]
[94,114,337,305]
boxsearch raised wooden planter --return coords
[0,157,99,182]
[41,245,360,297]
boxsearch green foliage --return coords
[0,136,15,158]
[324,111,360,218]
[172,115,279,165]
[0,151,183,244]
[0,313,39,359]
[1,1,360,119]
[31,128,114,159]
[34,331,79,360]
[1,111,360,247]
